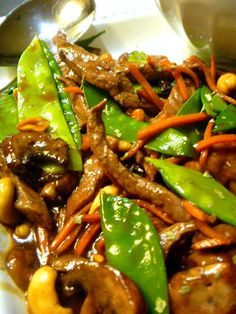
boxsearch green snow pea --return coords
[83,81,203,157]
[17,36,82,171]
[40,39,81,150]
[201,85,227,117]
[213,105,236,132]
[101,194,169,314]
[0,93,18,142]
[146,158,236,227]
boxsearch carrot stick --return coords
[210,55,216,85]
[75,223,100,256]
[121,139,146,160]
[56,225,82,254]
[82,213,101,223]
[192,237,231,250]
[95,237,105,253]
[195,134,236,152]
[50,202,91,252]
[165,156,187,165]
[183,200,214,223]
[174,66,200,88]
[128,63,164,110]
[218,93,236,106]
[188,56,217,91]
[172,71,189,101]
[64,86,83,94]
[138,112,209,141]
[134,199,174,224]
[131,108,145,121]
[195,220,228,240]
[81,134,90,151]
[199,120,214,170]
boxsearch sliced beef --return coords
[13,175,53,229]
[66,156,105,219]
[1,131,69,177]
[87,101,191,222]
[169,262,236,314]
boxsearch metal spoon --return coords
[0,0,95,90]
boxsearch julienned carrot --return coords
[82,213,101,223]
[64,86,83,94]
[131,108,145,121]
[134,199,174,224]
[56,225,82,254]
[165,156,187,165]
[188,56,217,91]
[128,63,164,110]
[218,93,236,106]
[210,55,216,85]
[172,71,189,102]
[195,220,228,240]
[183,200,213,222]
[50,202,92,252]
[82,134,90,151]
[121,139,146,160]
[199,120,214,170]
[75,223,101,255]
[192,237,231,250]
[174,66,200,88]
[195,134,236,152]
[138,112,209,141]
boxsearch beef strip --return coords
[169,262,236,314]
[1,131,69,177]
[66,155,105,219]
[87,101,191,222]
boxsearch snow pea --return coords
[213,105,236,132]
[101,194,169,314]
[40,39,81,150]
[201,85,227,117]
[17,36,82,171]
[83,81,203,157]
[0,93,18,142]
[146,158,236,227]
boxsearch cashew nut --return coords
[217,72,236,95]
[0,176,18,225]
[27,266,72,314]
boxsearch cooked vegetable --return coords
[0,93,18,142]
[101,194,169,314]
[17,36,82,171]
[146,158,236,226]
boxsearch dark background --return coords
[1,0,24,16]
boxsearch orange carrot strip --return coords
[81,134,90,151]
[64,86,83,94]
[82,213,101,223]
[138,112,209,141]
[95,237,105,253]
[218,93,236,106]
[165,156,187,165]
[121,139,146,161]
[188,56,217,91]
[183,200,213,222]
[75,223,101,256]
[174,66,200,88]
[199,120,214,170]
[172,70,189,101]
[56,225,82,254]
[134,199,174,224]
[195,220,228,240]
[50,202,91,252]
[192,237,231,250]
[128,63,164,110]
[195,134,236,152]
[210,55,216,85]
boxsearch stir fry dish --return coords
[1,31,236,314]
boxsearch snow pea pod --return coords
[101,194,169,314]
[0,93,18,142]
[201,85,227,117]
[146,158,236,227]
[40,39,81,150]
[17,36,82,171]
[213,105,236,132]
[83,81,202,157]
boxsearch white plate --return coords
[0,1,195,313]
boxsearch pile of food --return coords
[1,31,236,314]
